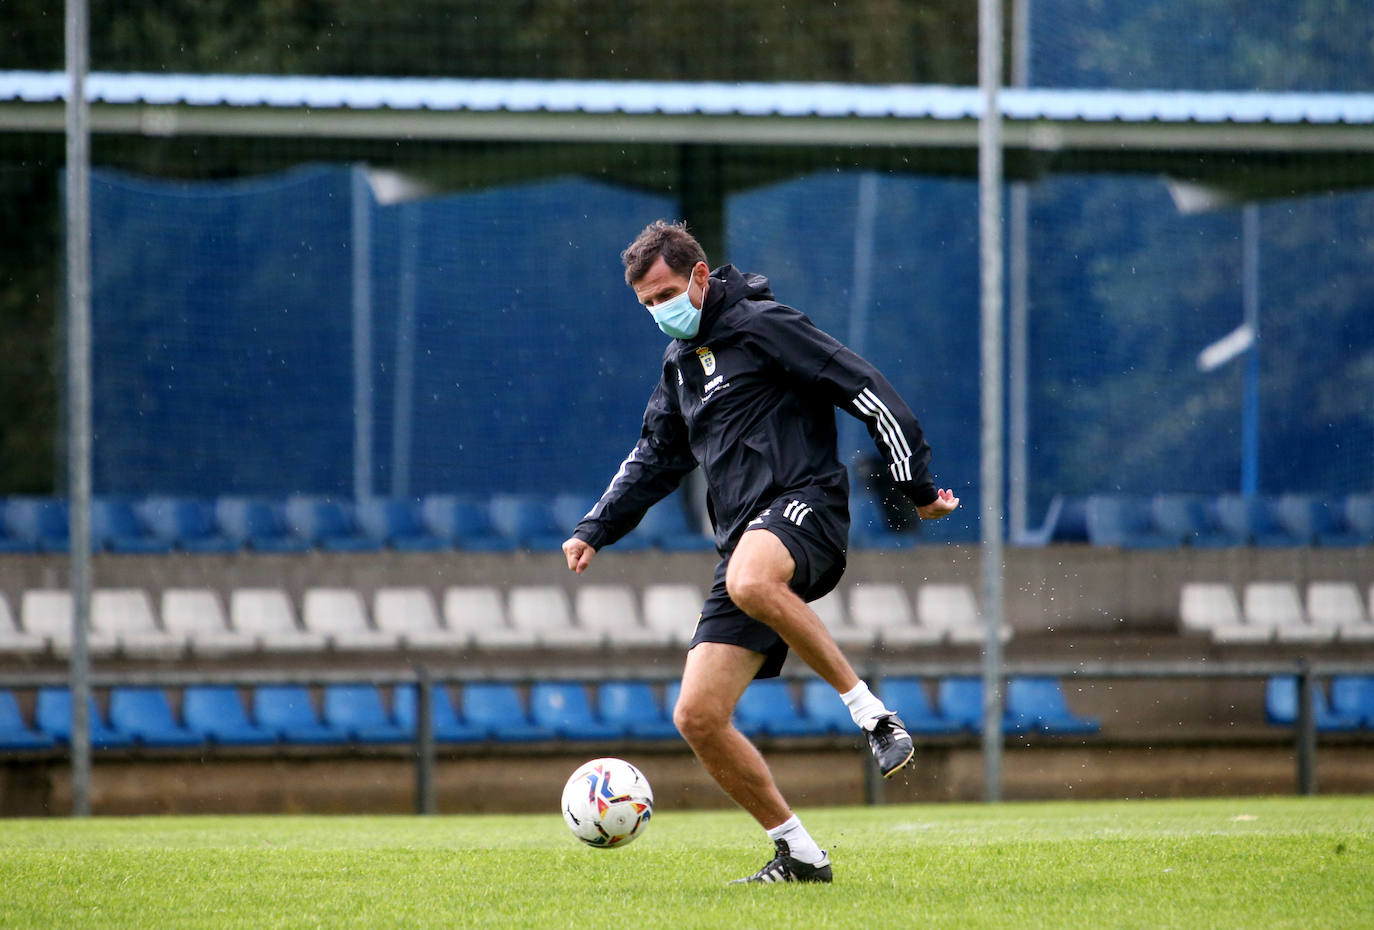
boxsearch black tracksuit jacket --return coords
[573,264,938,554]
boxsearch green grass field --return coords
[2,796,1371,929]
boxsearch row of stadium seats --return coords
[1038,492,1374,548]
[1264,676,1374,732]
[1180,582,1374,644]
[0,675,1106,752]
[0,582,1004,658]
[0,493,716,555]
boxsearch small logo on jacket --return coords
[696,347,716,375]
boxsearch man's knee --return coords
[725,531,794,617]
[672,694,732,745]
[724,567,775,618]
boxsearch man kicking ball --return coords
[562,220,959,884]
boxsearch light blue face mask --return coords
[647,273,701,340]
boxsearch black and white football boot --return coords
[866,713,915,778]
[730,839,833,885]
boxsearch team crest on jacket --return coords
[696,347,716,375]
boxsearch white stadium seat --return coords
[302,587,398,650]
[1179,582,1260,643]
[92,588,183,659]
[230,588,326,651]
[1246,582,1322,643]
[21,589,117,656]
[507,585,595,648]
[916,583,1009,645]
[161,588,256,655]
[443,585,525,648]
[849,583,940,647]
[1305,582,1374,643]
[573,584,665,648]
[0,593,45,655]
[374,587,467,650]
[640,584,703,647]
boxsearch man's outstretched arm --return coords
[746,303,958,519]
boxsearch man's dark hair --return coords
[621,220,708,285]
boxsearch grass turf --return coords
[1,796,1371,929]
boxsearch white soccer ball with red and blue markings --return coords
[561,757,654,848]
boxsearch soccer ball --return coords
[561,757,654,848]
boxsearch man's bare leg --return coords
[723,528,859,693]
[725,527,915,777]
[673,640,832,882]
[672,641,791,829]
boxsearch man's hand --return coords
[916,488,960,520]
[562,537,597,574]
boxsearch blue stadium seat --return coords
[91,497,172,554]
[1344,494,1374,543]
[936,677,1033,734]
[392,683,485,743]
[283,496,379,552]
[734,680,827,737]
[1264,676,1362,731]
[0,501,35,553]
[355,498,447,552]
[460,683,556,742]
[596,681,680,740]
[1329,676,1374,728]
[1005,677,1101,735]
[800,680,855,735]
[322,684,411,744]
[108,687,204,748]
[1150,493,1235,548]
[487,494,566,551]
[35,688,135,749]
[632,493,716,551]
[1010,495,1064,546]
[1084,495,1176,549]
[530,682,624,741]
[1274,495,1365,547]
[4,497,70,553]
[418,495,515,552]
[881,677,962,735]
[252,685,348,744]
[0,690,57,749]
[1049,496,1090,543]
[182,686,276,745]
[1214,495,1300,547]
[214,497,311,553]
[138,496,238,554]
[549,493,600,537]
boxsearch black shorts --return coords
[688,492,848,680]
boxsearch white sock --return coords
[840,680,892,731]
[766,815,826,865]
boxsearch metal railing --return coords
[1,658,1369,813]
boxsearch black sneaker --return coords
[867,713,914,778]
[730,839,833,885]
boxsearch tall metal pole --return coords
[978,0,1007,803]
[351,165,374,503]
[64,0,93,817]
[1007,0,1031,541]
[1240,204,1261,497]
